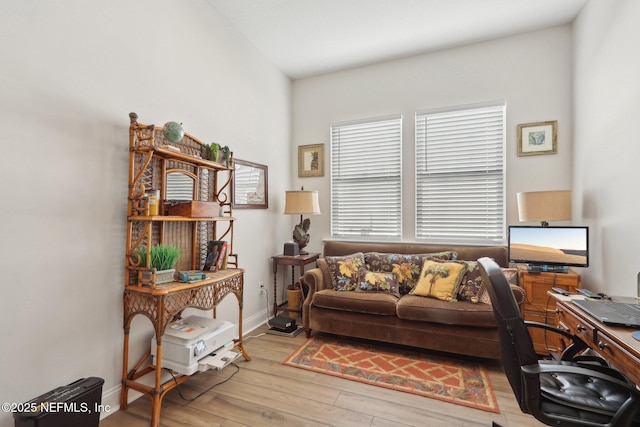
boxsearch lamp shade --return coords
[517,190,571,223]
[284,190,321,215]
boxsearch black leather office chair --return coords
[478,257,640,427]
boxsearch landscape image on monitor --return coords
[509,227,588,266]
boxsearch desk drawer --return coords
[594,333,640,382]
[556,305,596,344]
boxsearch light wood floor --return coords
[101,324,543,426]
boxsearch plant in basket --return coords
[134,244,180,284]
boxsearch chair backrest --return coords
[478,257,539,413]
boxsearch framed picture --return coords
[298,144,324,177]
[232,159,268,209]
[517,120,558,156]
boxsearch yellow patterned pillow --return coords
[411,260,467,301]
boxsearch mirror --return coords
[166,171,196,200]
[232,159,268,209]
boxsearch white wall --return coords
[292,26,575,252]
[0,1,290,425]
[572,0,640,295]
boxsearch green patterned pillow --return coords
[356,270,400,297]
[322,253,365,291]
[457,261,484,303]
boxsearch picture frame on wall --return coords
[517,120,558,156]
[298,144,324,177]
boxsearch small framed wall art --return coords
[517,120,558,156]
[298,144,324,177]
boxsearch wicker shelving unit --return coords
[120,113,249,427]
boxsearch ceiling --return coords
[206,0,587,79]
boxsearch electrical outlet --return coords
[259,282,266,295]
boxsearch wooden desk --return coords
[551,293,640,386]
[271,253,319,317]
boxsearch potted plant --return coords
[135,244,180,284]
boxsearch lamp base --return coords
[299,250,309,255]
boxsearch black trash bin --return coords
[13,377,104,427]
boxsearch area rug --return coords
[283,335,499,413]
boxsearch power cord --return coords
[245,284,272,340]
[165,363,240,401]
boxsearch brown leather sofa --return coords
[302,241,525,360]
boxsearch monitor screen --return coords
[508,226,589,267]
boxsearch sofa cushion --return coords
[317,253,365,291]
[312,289,398,315]
[396,295,497,327]
[411,260,467,301]
[356,270,400,296]
[364,251,457,295]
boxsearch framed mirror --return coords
[166,170,196,200]
[232,159,268,209]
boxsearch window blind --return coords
[415,103,505,244]
[330,115,402,238]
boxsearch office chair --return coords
[478,257,640,427]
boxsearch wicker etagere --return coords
[120,113,250,427]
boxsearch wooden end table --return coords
[271,253,320,317]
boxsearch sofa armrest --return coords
[510,284,526,309]
[302,267,325,330]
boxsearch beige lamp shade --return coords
[517,190,571,225]
[284,190,321,215]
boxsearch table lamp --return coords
[517,190,571,226]
[284,188,321,254]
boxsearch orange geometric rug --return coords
[283,335,499,413]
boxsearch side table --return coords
[271,253,320,317]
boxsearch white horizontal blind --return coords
[331,115,402,238]
[415,104,505,244]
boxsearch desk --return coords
[121,269,250,427]
[550,293,640,386]
[271,253,319,317]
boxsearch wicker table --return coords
[120,269,249,427]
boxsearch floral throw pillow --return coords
[356,270,400,297]
[411,260,467,301]
[323,253,365,291]
[364,251,457,295]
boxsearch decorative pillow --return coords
[478,267,519,304]
[322,253,365,291]
[356,270,400,297]
[411,260,467,301]
[364,251,457,295]
[457,261,484,303]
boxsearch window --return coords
[415,103,505,244]
[330,115,402,239]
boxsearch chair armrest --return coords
[525,320,589,360]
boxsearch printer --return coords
[151,315,238,375]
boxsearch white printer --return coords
[151,315,238,375]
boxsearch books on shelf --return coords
[203,240,228,271]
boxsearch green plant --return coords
[135,244,180,271]
[209,142,220,161]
